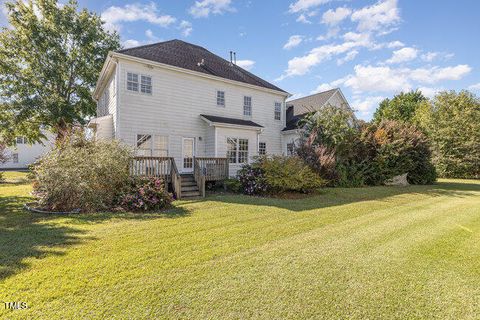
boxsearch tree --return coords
[0,0,120,144]
[373,90,428,124]
[417,90,480,179]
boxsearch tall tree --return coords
[0,0,120,144]
[373,90,428,124]
[417,90,480,179]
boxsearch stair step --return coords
[182,191,201,198]
[181,182,197,187]
[181,186,199,192]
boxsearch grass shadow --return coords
[206,180,480,212]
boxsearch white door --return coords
[182,138,195,173]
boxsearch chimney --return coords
[286,105,294,122]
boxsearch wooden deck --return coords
[130,156,229,199]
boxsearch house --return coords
[282,88,351,155]
[0,136,53,170]
[89,39,350,198]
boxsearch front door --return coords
[182,138,195,173]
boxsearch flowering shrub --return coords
[237,162,269,195]
[118,176,173,211]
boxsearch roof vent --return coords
[197,58,205,67]
[229,51,237,65]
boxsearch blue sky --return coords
[1,0,479,119]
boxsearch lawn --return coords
[0,172,479,319]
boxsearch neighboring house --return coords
[0,136,53,169]
[282,88,351,154]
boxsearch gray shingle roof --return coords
[201,114,263,128]
[287,88,338,116]
[117,40,287,93]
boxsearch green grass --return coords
[0,173,479,319]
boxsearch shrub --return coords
[224,178,242,193]
[360,120,436,185]
[32,130,132,212]
[261,156,325,193]
[238,156,325,195]
[0,143,7,182]
[118,176,173,211]
[295,138,338,184]
[237,162,269,195]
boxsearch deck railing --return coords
[194,158,206,197]
[194,157,229,181]
[130,157,172,182]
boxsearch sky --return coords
[1,0,480,120]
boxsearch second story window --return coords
[12,153,19,163]
[243,96,252,116]
[217,91,225,107]
[127,72,139,92]
[141,75,152,94]
[274,102,282,120]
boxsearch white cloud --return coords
[289,0,331,13]
[421,52,438,62]
[333,64,471,94]
[101,3,176,32]
[189,0,234,18]
[283,35,304,50]
[296,14,311,24]
[468,83,480,91]
[387,40,404,48]
[179,20,193,36]
[353,96,385,116]
[122,39,142,49]
[145,29,159,42]
[386,47,418,64]
[321,7,352,26]
[236,60,255,71]
[278,33,373,80]
[418,87,442,98]
[317,27,340,41]
[351,0,400,33]
[337,50,359,65]
[311,83,334,93]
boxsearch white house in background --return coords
[0,136,53,169]
[282,88,351,155]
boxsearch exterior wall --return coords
[93,115,114,140]
[282,131,301,155]
[0,136,53,169]
[327,90,348,109]
[114,58,287,173]
[96,66,118,137]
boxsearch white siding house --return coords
[0,135,53,169]
[90,40,290,177]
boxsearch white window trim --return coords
[216,89,226,107]
[227,137,249,164]
[135,133,169,156]
[243,96,252,117]
[126,71,152,95]
[274,101,282,121]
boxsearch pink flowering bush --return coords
[118,177,173,211]
[238,163,269,195]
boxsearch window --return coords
[136,134,168,156]
[227,138,249,163]
[227,138,237,164]
[153,135,168,156]
[12,153,19,163]
[127,72,139,92]
[287,143,295,156]
[274,102,282,120]
[16,137,25,144]
[136,134,152,156]
[217,91,225,107]
[259,142,266,155]
[141,75,152,94]
[243,96,252,116]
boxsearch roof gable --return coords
[117,40,287,93]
